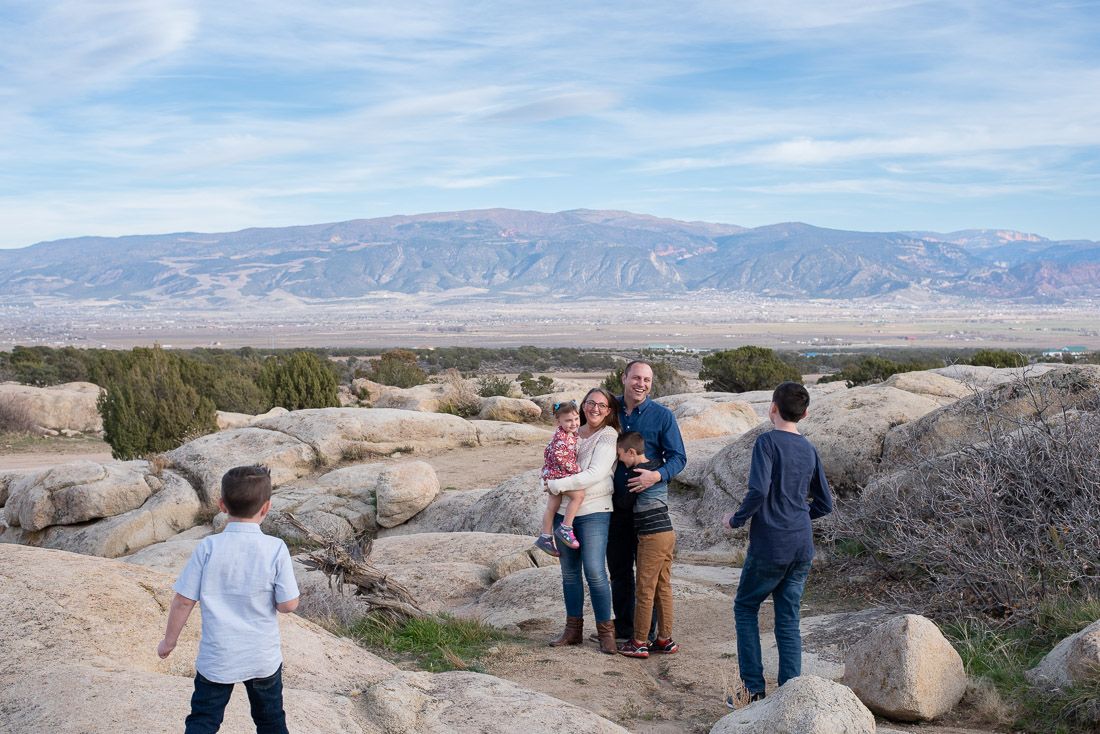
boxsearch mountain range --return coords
[2,208,1098,305]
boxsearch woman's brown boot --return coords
[596,620,617,654]
[549,616,584,647]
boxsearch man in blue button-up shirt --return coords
[610,360,687,640]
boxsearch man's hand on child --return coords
[157,638,176,659]
[627,468,660,492]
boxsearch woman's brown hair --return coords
[579,387,620,433]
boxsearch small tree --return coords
[364,349,428,388]
[97,346,218,459]
[969,349,1028,369]
[699,346,801,393]
[476,374,514,398]
[258,351,340,410]
[602,360,688,398]
[517,370,555,397]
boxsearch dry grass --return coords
[0,396,36,434]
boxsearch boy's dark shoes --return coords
[617,639,649,658]
[649,637,678,654]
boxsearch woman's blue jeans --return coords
[555,511,612,623]
[733,553,813,695]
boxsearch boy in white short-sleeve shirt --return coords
[157,465,300,734]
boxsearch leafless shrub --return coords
[0,396,36,434]
[831,370,1100,625]
[436,369,480,418]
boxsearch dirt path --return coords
[0,435,114,471]
[478,565,1001,734]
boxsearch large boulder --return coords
[691,422,770,522]
[710,675,875,734]
[476,396,542,423]
[0,470,18,506]
[165,427,317,511]
[215,410,252,430]
[362,670,628,733]
[800,385,942,493]
[1027,618,1100,688]
[378,488,490,536]
[0,381,102,432]
[882,365,1100,464]
[4,460,153,530]
[881,370,972,405]
[843,614,967,722]
[656,394,760,440]
[3,469,203,558]
[458,469,544,536]
[252,407,478,461]
[372,383,447,412]
[929,363,1058,391]
[374,461,441,527]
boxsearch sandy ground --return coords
[0,435,114,472]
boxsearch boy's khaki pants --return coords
[634,530,675,641]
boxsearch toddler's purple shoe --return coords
[534,534,560,557]
[554,524,580,550]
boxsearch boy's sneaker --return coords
[617,639,649,659]
[649,637,679,654]
[725,688,763,709]
[534,534,560,557]
[554,524,580,550]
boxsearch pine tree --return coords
[97,346,218,459]
[257,351,340,410]
[699,346,802,393]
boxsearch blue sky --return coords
[1,0,1098,248]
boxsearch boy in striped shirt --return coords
[615,431,678,658]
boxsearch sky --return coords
[1,0,1098,248]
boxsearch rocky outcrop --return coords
[656,394,760,440]
[881,370,973,405]
[165,426,317,511]
[882,365,1100,463]
[0,381,103,433]
[458,470,544,536]
[4,461,153,531]
[377,488,490,537]
[2,469,203,558]
[1027,618,1100,688]
[929,363,1058,391]
[0,543,627,734]
[372,383,448,412]
[843,614,967,722]
[476,396,542,423]
[710,675,875,734]
[374,461,442,527]
[252,407,479,461]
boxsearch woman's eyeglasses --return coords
[583,399,610,412]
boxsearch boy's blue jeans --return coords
[555,511,612,622]
[185,664,288,734]
[733,553,813,695]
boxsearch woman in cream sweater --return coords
[543,386,620,654]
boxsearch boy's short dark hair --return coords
[617,431,646,453]
[773,381,810,422]
[221,465,272,518]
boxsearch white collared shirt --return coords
[174,522,299,683]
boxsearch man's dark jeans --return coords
[607,508,657,639]
[185,665,288,734]
[733,554,813,695]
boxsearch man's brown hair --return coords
[221,465,272,518]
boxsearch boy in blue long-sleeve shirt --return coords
[722,381,832,706]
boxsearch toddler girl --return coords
[534,400,584,556]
